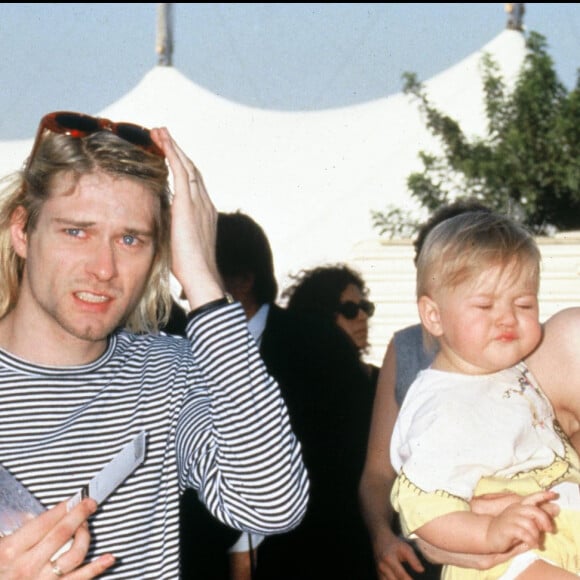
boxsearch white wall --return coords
[350,235,580,366]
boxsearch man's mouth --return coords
[75,291,110,304]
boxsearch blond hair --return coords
[0,130,172,333]
[417,211,541,300]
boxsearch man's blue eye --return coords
[123,235,136,246]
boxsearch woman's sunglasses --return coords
[26,111,164,170]
[336,299,375,320]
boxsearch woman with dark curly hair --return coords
[282,263,379,383]
[255,264,378,580]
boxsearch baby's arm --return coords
[415,494,555,555]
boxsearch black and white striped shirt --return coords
[0,303,309,578]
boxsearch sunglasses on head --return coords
[26,111,164,170]
[336,299,375,320]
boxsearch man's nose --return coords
[86,243,118,280]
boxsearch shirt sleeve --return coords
[175,302,309,536]
[391,472,470,537]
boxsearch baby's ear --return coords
[9,206,28,259]
[418,295,443,337]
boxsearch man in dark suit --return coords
[179,209,292,580]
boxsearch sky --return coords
[0,3,578,140]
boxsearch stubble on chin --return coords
[55,309,123,343]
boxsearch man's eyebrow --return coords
[123,228,155,238]
[52,217,95,227]
[52,217,154,236]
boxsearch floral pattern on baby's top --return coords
[503,362,553,429]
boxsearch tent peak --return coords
[156,3,173,66]
[505,3,525,32]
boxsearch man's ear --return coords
[10,206,28,259]
[418,295,443,337]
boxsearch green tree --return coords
[372,31,580,237]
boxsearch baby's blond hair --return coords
[417,211,541,301]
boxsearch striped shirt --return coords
[0,303,309,579]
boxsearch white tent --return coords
[0,29,526,290]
